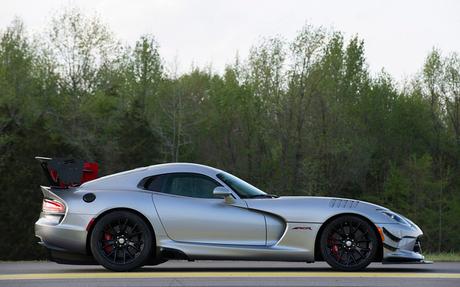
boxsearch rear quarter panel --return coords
[53,187,167,245]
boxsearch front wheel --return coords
[320,215,379,271]
[90,211,153,271]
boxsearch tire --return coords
[320,215,378,271]
[90,211,153,271]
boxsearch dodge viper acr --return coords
[34,157,430,271]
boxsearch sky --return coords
[0,0,459,80]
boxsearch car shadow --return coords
[140,267,433,273]
[63,265,435,274]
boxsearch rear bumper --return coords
[35,212,93,254]
[377,223,427,264]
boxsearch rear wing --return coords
[35,156,98,188]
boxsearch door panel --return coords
[152,193,266,245]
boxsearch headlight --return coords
[381,210,410,225]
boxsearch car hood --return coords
[244,196,391,224]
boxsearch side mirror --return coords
[213,186,234,204]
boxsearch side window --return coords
[144,173,222,199]
[145,175,164,192]
[165,173,221,198]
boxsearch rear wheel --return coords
[320,215,378,271]
[90,211,153,271]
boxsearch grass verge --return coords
[425,252,460,262]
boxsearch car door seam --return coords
[150,193,172,240]
[263,215,268,246]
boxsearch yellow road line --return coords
[0,272,459,280]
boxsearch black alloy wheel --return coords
[90,211,153,271]
[320,215,379,271]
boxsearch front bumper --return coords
[377,223,429,263]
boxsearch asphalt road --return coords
[1,261,459,287]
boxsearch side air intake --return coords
[329,199,359,208]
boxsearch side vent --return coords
[329,199,359,208]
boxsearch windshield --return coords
[216,172,267,198]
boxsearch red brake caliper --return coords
[329,237,340,259]
[332,245,339,257]
[103,232,113,254]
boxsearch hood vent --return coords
[329,199,359,208]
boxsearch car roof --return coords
[80,162,223,190]
[147,162,220,171]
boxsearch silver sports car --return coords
[35,157,429,272]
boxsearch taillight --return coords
[42,198,66,213]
